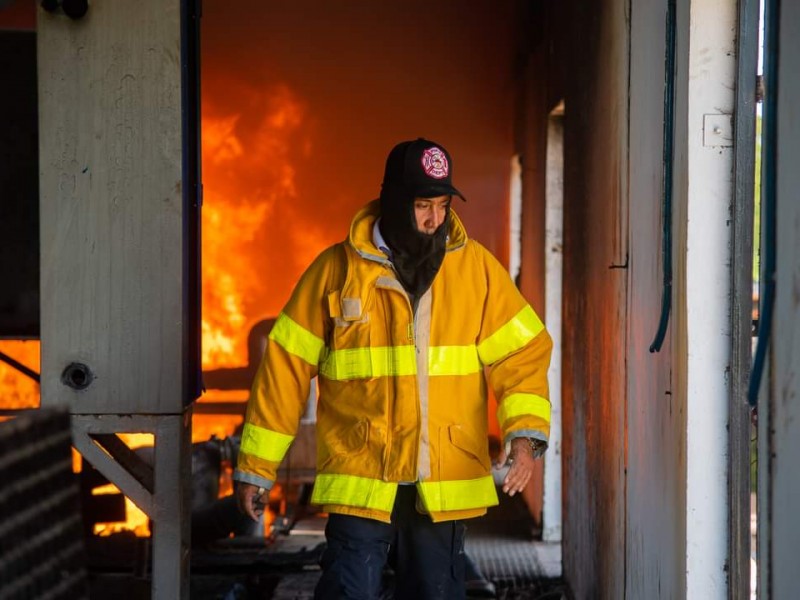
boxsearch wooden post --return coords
[38,1,200,598]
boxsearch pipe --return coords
[649,0,677,353]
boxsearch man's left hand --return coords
[501,438,539,497]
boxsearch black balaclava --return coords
[378,138,466,300]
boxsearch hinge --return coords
[756,74,765,104]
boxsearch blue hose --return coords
[748,0,779,406]
[650,0,677,353]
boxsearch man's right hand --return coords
[235,482,267,522]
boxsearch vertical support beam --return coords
[768,1,800,597]
[151,412,192,600]
[70,414,193,599]
[37,0,188,415]
[543,109,564,543]
[518,51,548,525]
[626,0,685,595]
[37,2,200,598]
[730,0,759,596]
[675,0,737,596]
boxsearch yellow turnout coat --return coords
[235,200,552,522]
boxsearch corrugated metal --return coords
[0,409,89,600]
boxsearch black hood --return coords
[378,186,449,299]
[377,138,464,300]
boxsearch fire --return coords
[0,341,245,537]
[201,84,309,369]
[1,84,313,540]
[196,83,314,539]
[92,433,154,537]
[0,340,40,409]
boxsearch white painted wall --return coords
[509,154,522,284]
[543,112,563,543]
[626,0,684,596]
[678,0,737,596]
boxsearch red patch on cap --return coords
[421,147,449,179]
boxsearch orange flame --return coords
[0,340,40,410]
[1,84,311,540]
[201,84,308,369]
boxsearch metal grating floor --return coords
[465,536,563,599]
[267,535,565,600]
[93,487,565,598]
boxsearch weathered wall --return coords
[625,0,685,597]
[556,0,629,597]
[768,0,800,595]
[553,0,741,596]
[547,0,689,596]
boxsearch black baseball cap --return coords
[381,138,466,201]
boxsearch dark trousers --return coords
[314,485,466,600]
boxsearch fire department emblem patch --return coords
[421,147,449,179]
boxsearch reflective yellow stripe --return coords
[428,345,481,376]
[477,305,544,365]
[497,393,551,429]
[239,423,294,463]
[311,474,398,512]
[418,476,498,512]
[269,312,324,365]
[320,346,416,380]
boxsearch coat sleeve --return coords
[473,243,553,449]
[233,245,338,490]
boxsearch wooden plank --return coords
[71,420,155,517]
[38,0,186,413]
[729,0,759,596]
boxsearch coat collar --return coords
[347,199,468,263]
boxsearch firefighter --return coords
[234,138,552,599]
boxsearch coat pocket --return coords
[323,290,375,381]
[318,418,370,471]
[438,424,491,480]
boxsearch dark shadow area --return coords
[0,30,39,338]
